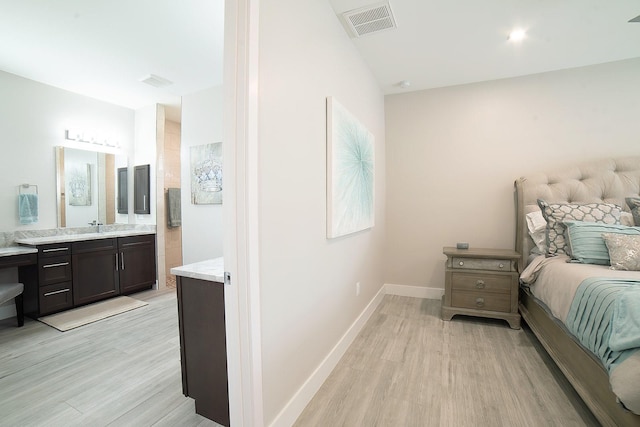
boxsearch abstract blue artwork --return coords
[327,97,375,238]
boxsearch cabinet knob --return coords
[475,280,485,289]
[475,297,485,307]
[458,261,464,266]
[498,263,505,269]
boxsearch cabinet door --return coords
[72,239,119,306]
[118,234,156,294]
[134,164,150,214]
[117,167,128,214]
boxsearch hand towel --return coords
[18,193,38,224]
[166,188,182,228]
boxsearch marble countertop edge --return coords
[170,257,224,283]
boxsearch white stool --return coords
[0,283,24,327]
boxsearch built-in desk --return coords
[171,258,229,426]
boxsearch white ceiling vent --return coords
[139,74,173,88]
[341,2,397,38]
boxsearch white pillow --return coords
[526,210,547,254]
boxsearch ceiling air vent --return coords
[139,74,173,88]
[341,2,397,38]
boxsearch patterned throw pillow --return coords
[626,197,640,226]
[537,199,622,256]
[602,233,640,271]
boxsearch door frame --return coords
[223,0,264,425]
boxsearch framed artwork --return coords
[327,97,374,238]
[68,163,92,206]
[190,142,223,205]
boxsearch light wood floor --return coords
[294,295,601,427]
[0,289,220,427]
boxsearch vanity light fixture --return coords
[65,129,120,149]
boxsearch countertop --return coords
[170,257,224,283]
[15,229,156,246]
[0,246,38,257]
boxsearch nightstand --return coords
[441,247,521,329]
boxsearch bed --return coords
[514,156,640,427]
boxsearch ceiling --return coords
[329,0,640,94]
[1,0,639,115]
[0,0,224,118]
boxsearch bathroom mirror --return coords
[55,146,129,227]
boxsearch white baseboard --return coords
[269,282,444,426]
[384,283,444,300]
[269,285,387,427]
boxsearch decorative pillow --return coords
[627,197,640,226]
[526,210,547,254]
[602,233,640,271]
[621,212,635,227]
[563,221,640,265]
[537,199,622,256]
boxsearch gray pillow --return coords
[537,199,622,256]
[626,197,640,226]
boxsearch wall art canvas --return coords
[190,142,223,205]
[68,163,92,206]
[327,97,374,238]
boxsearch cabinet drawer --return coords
[451,272,512,294]
[452,257,514,272]
[38,244,71,258]
[39,255,72,286]
[72,238,117,254]
[451,291,511,313]
[39,282,73,315]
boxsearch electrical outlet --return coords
[356,282,361,296]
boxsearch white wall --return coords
[133,105,157,225]
[0,70,135,232]
[180,86,225,263]
[0,70,134,318]
[258,0,386,424]
[384,57,640,289]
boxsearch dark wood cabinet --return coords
[37,243,73,315]
[72,238,119,306]
[176,276,229,426]
[118,234,156,294]
[134,164,150,214]
[117,167,128,214]
[21,234,156,317]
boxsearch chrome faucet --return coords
[89,220,104,232]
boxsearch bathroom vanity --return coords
[15,229,156,317]
[171,258,229,426]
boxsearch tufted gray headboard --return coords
[514,156,640,271]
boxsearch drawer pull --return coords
[475,297,485,307]
[498,263,505,269]
[42,247,69,253]
[42,262,70,269]
[458,261,464,266]
[475,280,485,289]
[44,288,70,297]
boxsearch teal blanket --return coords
[565,277,640,372]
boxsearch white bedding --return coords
[520,255,640,414]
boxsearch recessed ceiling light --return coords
[508,29,526,42]
[399,80,411,88]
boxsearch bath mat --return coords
[38,296,148,331]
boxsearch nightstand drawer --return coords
[452,257,514,272]
[451,272,512,294]
[451,291,511,313]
